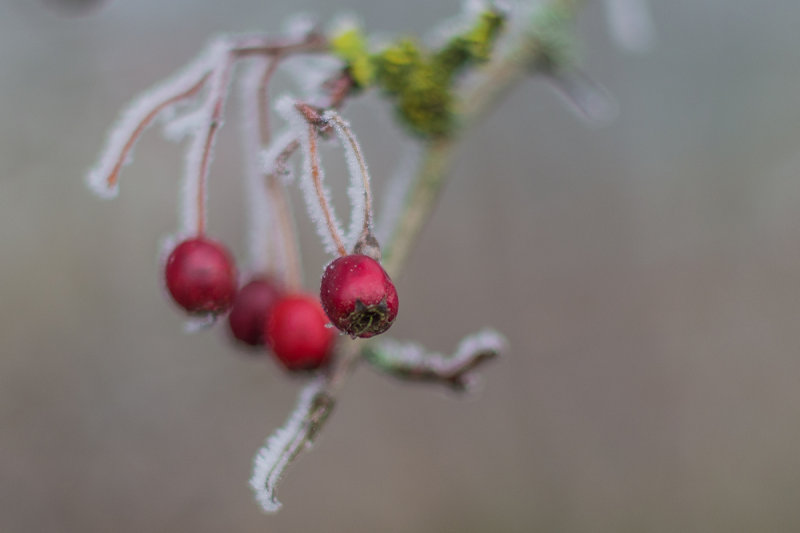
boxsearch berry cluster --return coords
[85,11,512,514]
[164,234,397,370]
[85,30,400,373]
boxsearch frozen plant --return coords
[86,0,626,514]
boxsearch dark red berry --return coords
[228,277,283,346]
[320,254,398,338]
[266,294,335,371]
[164,237,237,315]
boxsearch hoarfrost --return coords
[426,0,503,48]
[604,0,655,54]
[161,108,207,143]
[283,55,344,105]
[260,127,300,190]
[86,40,221,199]
[183,313,217,333]
[178,38,234,234]
[250,376,326,513]
[282,12,317,40]
[323,111,372,250]
[373,329,507,390]
[278,95,346,256]
[239,57,274,272]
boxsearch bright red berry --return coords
[266,294,335,371]
[228,277,283,346]
[164,237,237,315]
[320,254,398,338]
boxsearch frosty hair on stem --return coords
[250,376,326,513]
[321,110,375,251]
[85,37,235,236]
[239,57,277,273]
[85,42,218,199]
[279,96,348,257]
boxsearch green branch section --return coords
[330,8,506,138]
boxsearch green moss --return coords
[434,8,506,72]
[330,27,375,87]
[528,3,576,72]
[330,9,507,138]
[372,38,422,95]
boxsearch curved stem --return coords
[107,75,209,191]
[256,56,304,288]
[324,111,374,238]
[307,123,347,256]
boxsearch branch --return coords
[250,339,361,513]
[363,329,506,391]
[382,0,585,275]
[249,0,586,512]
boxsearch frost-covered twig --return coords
[323,110,378,257]
[250,339,361,513]
[302,116,348,256]
[364,329,506,391]
[87,32,328,234]
[250,376,332,512]
[248,0,588,514]
[240,55,305,287]
[383,0,586,275]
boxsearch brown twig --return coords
[106,75,209,191]
[305,122,347,256]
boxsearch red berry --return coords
[320,254,398,338]
[228,277,283,346]
[164,237,237,315]
[266,294,335,371]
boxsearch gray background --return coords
[2,0,800,531]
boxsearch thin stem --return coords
[255,56,304,288]
[325,111,374,240]
[381,137,455,277]
[231,32,327,58]
[107,74,209,190]
[249,0,587,512]
[383,0,585,275]
[257,56,282,145]
[364,329,505,391]
[195,52,234,235]
[307,123,347,256]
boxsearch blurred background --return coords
[3,0,800,531]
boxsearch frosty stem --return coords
[90,32,327,235]
[250,0,587,513]
[305,121,348,256]
[383,0,585,274]
[256,56,303,288]
[363,330,506,391]
[195,52,233,235]
[106,76,209,192]
[324,112,374,240]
